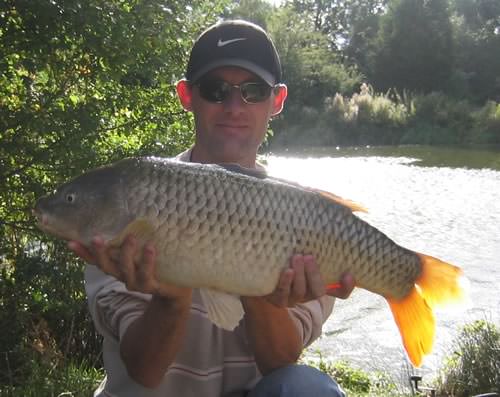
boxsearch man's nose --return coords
[223,87,246,113]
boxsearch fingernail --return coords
[327,282,342,291]
[144,243,154,255]
[304,256,315,266]
[92,236,104,247]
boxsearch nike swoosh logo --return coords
[217,38,247,47]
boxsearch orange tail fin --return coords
[387,253,467,367]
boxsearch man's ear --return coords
[176,79,193,111]
[271,84,288,116]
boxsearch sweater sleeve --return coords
[84,265,152,342]
[287,296,335,347]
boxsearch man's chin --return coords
[216,125,249,138]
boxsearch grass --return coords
[1,320,498,396]
[0,359,103,397]
[300,350,410,396]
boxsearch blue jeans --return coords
[247,364,346,397]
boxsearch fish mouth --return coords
[32,209,70,241]
[33,208,47,229]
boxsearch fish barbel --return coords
[34,156,467,367]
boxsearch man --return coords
[70,20,354,396]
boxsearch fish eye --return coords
[66,193,76,203]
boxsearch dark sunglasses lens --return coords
[197,80,273,103]
[241,83,272,103]
[198,80,230,103]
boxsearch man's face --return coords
[189,67,279,166]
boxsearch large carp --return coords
[34,156,467,367]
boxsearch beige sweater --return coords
[85,149,335,397]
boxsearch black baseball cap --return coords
[185,20,282,86]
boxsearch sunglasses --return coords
[195,79,277,104]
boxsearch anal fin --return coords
[200,288,244,331]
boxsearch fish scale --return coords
[34,156,467,367]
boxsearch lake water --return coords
[264,145,500,384]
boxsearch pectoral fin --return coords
[200,288,244,331]
[108,218,156,247]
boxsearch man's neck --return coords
[190,145,257,169]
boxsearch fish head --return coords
[34,164,133,246]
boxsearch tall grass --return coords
[435,320,500,396]
[327,84,410,128]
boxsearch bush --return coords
[436,320,500,397]
[400,123,458,145]
[0,249,102,387]
[411,93,474,143]
[272,84,499,148]
[473,101,500,143]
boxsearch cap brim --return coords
[189,59,276,86]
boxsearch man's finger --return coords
[270,268,294,307]
[303,256,326,298]
[92,236,121,279]
[290,255,306,301]
[136,242,157,291]
[68,241,96,264]
[120,235,138,288]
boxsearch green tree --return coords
[266,6,362,107]
[451,0,500,102]
[224,0,275,28]
[264,5,362,146]
[370,0,454,93]
[344,3,386,79]
[289,0,388,50]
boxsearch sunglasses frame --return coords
[194,79,280,104]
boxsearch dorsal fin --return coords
[217,164,366,212]
[267,174,367,213]
[313,189,367,213]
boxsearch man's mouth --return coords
[216,123,249,134]
[218,123,247,128]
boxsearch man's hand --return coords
[265,254,355,307]
[68,235,191,299]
